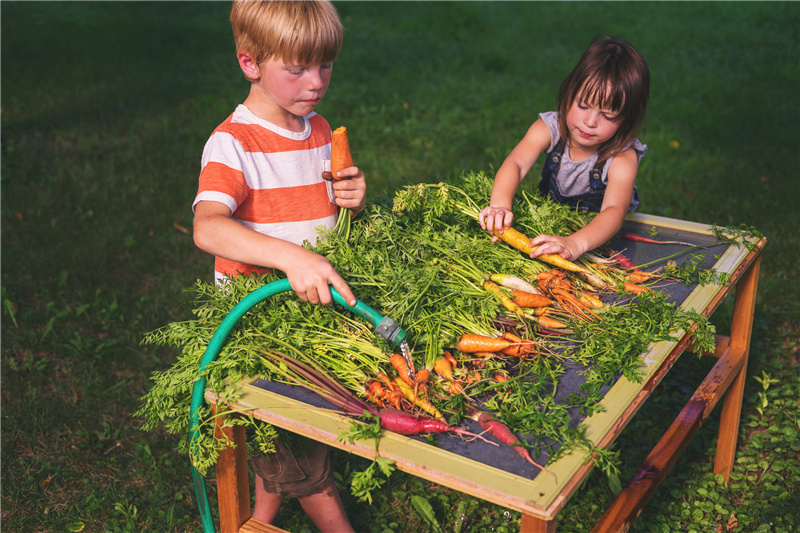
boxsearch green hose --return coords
[188,278,406,532]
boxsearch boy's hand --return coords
[285,248,357,306]
[529,234,582,261]
[324,166,367,213]
[478,206,513,241]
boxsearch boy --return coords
[192,1,361,531]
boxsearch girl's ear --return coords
[236,51,260,81]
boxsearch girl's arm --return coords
[479,118,551,235]
[530,148,639,260]
[193,200,357,306]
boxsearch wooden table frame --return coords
[207,214,765,533]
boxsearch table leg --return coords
[714,255,761,481]
[521,513,556,533]
[591,255,762,532]
[213,405,251,533]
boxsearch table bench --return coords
[207,213,765,532]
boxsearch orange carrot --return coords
[509,290,553,308]
[626,270,654,285]
[433,356,454,381]
[455,334,513,354]
[493,371,510,382]
[623,282,651,294]
[390,353,414,386]
[472,351,499,359]
[331,126,354,179]
[533,315,569,330]
[443,350,458,369]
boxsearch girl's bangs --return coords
[579,75,625,113]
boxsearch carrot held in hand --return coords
[331,126,354,180]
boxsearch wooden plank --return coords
[239,518,290,533]
[213,405,251,533]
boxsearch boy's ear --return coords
[236,51,260,81]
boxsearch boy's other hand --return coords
[325,166,367,212]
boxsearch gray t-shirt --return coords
[539,111,646,210]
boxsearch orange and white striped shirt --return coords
[193,105,338,282]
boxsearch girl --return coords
[479,36,650,261]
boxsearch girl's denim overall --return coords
[537,140,639,212]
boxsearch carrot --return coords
[443,350,458,369]
[500,332,535,357]
[488,273,543,295]
[455,334,513,354]
[483,280,525,317]
[472,351,499,359]
[617,231,694,247]
[378,408,495,444]
[433,356,454,381]
[391,353,415,386]
[626,270,656,285]
[577,291,605,310]
[467,409,555,479]
[623,282,651,294]
[492,371,509,382]
[509,290,553,308]
[331,126,354,179]
[532,315,569,330]
[494,227,587,274]
[612,251,637,269]
[393,377,445,421]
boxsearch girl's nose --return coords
[584,112,598,128]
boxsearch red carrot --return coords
[611,251,637,269]
[378,408,494,444]
[467,409,555,480]
[617,232,694,247]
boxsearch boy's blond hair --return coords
[230,0,343,80]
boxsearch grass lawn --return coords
[2,2,798,532]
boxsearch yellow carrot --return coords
[483,280,525,317]
[488,273,543,295]
[494,227,586,273]
[393,377,445,420]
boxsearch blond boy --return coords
[192,1,361,531]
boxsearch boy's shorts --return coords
[250,437,332,499]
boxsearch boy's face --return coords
[253,54,333,120]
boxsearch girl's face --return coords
[564,94,622,158]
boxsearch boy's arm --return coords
[480,118,551,234]
[193,201,356,306]
[530,148,639,260]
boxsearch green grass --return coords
[2,2,798,532]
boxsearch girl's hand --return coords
[530,234,582,261]
[479,206,514,240]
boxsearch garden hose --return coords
[188,278,406,533]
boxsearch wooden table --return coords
[207,213,765,533]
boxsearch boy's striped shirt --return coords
[193,105,338,281]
